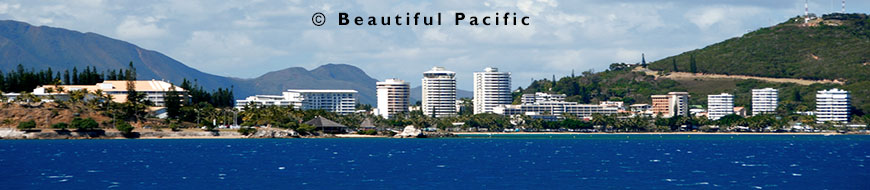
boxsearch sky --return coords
[0,0,867,90]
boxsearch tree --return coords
[164,84,182,119]
[296,123,316,135]
[689,54,698,74]
[238,127,258,135]
[17,120,36,130]
[71,117,99,131]
[51,122,69,130]
[672,58,678,72]
[115,121,134,136]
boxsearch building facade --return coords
[816,88,850,123]
[493,101,619,118]
[521,92,566,105]
[650,92,690,118]
[751,88,778,115]
[33,80,186,106]
[376,78,410,119]
[235,89,357,114]
[422,67,457,117]
[473,67,512,114]
[707,93,734,120]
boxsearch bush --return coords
[169,122,180,131]
[296,124,316,135]
[71,117,99,130]
[51,122,69,130]
[238,127,257,136]
[17,120,36,130]
[357,129,377,135]
[115,121,134,135]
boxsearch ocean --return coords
[1,134,868,189]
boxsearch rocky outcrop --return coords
[394,126,425,138]
[248,128,299,138]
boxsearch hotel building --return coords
[473,67,511,114]
[33,80,185,106]
[521,92,566,105]
[751,88,778,115]
[816,88,850,123]
[376,78,410,118]
[493,92,618,119]
[651,92,690,118]
[235,89,357,115]
[422,67,457,117]
[707,93,734,120]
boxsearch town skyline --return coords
[2,0,868,90]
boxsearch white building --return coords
[422,67,457,117]
[473,67,511,114]
[495,92,618,119]
[651,92,690,118]
[521,92,566,105]
[33,80,185,106]
[707,93,734,120]
[236,89,357,115]
[816,88,850,123]
[494,101,618,119]
[376,78,410,118]
[751,88,778,115]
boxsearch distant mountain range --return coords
[0,20,478,105]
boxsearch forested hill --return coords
[647,13,870,82]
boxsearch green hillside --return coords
[524,13,870,117]
[518,65,841,115]
[648,13,870,82]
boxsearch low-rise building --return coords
[33,80,186,106]
[236,89,357,114]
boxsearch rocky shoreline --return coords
[0,127,455,139]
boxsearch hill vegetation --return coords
[641,13,870,114]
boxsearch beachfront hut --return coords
[360,118,376,130]
[304,116,347,134]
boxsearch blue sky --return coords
[0,0,867,90]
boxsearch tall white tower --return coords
[422,67,457,118]
[376,78,410,119]
[473,67,511,114]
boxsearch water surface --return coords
[1,134,867,189]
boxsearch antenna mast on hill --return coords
[842,0,846,13]
[804,0,810,24]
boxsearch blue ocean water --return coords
[0,134,868,189]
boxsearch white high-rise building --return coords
[473,67,511,114]
[376,78,410,119]
[235,89,357,115]
[422,67,457,117]
[752,88,778,115]
[816,88,850,123]
[707,93,734,120]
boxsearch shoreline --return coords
[1,127,865,140]
[450,132,854,135]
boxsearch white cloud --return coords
[116,16,168,39]
[0,3,21,14]
[685,5,765,30]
